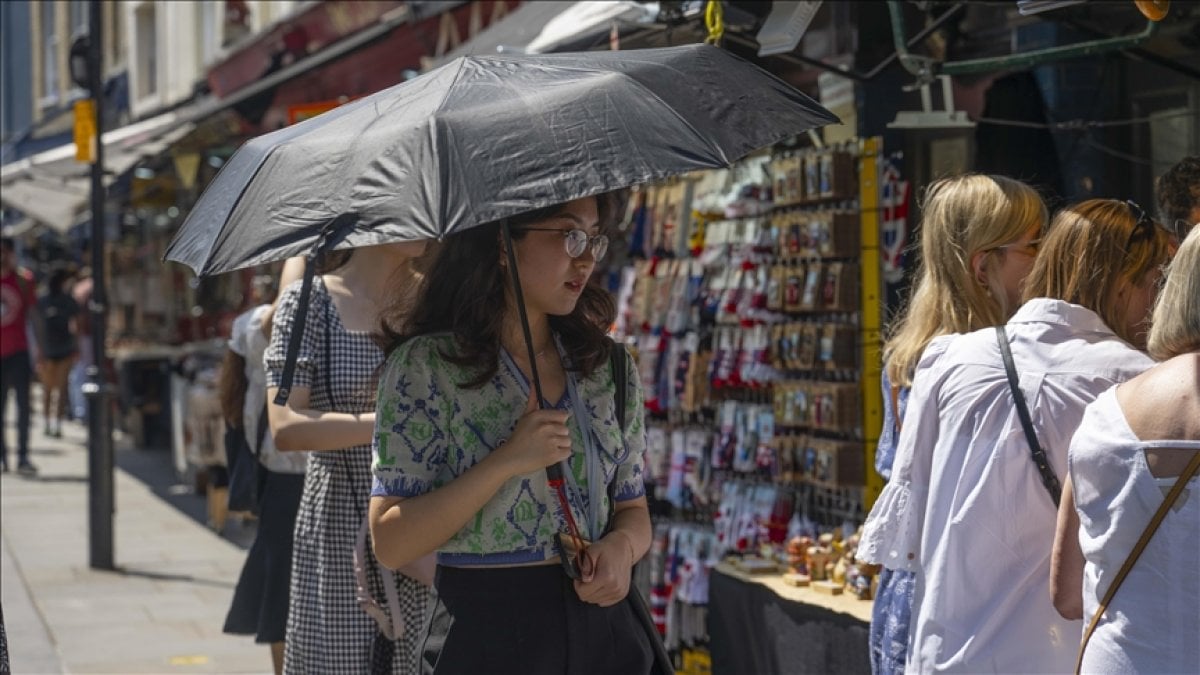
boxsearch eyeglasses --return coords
[556,530,596,580]
[517,228,609,261]
[1124,200,1157,248]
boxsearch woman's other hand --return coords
[573,530,635,607]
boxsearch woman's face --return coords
[510,197,600,317]
[987,226,1041,313]
[1113,266,1163,350]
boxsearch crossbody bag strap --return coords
[254,402,269,456]
[1075,450,1200,674]
[995,326,1062,507]
[889,383,902,434]
[321,291,405,641]
[606,340,628,512]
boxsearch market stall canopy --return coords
[0,108,196,233]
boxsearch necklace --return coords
[509,344,552,361]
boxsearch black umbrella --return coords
[165,43,837,276]
[165,43,837,407]
[164,42,835,389]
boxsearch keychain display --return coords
[613,140,880,660]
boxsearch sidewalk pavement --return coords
[2,413,272,674]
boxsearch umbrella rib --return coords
[201,147,286,276]
[432,58,472,117]
[624,76,731,165]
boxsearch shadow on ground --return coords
[114,444,257,551]
[113,565,237,590]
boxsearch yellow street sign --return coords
[74,99,96,163]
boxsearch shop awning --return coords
[434,1,661,65]
[0,216,37,237]
[191,2,468,123]
[0,108,196,233]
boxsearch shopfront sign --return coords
[74,99,96,163]
[286,99,355,126]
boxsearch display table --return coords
[709,562,871,675]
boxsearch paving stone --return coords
[2,415,271,674]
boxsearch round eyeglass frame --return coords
[516,227,609,261]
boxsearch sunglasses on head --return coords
[517,228,609,261]
[1124,200,1157,247]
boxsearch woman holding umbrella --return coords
[369,191,656,674]
[265,241,431,674]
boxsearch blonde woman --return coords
[870,174,1046,675]
[1052,226,1200,673]
[860,199,1171,672]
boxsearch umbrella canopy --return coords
[165,43,838,276]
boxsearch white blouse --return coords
[859,299,1153,673]
[230,305,307,475]
[1070,388,1200,674]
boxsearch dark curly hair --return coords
[380,190,628,388]
[1156,155,1199,236]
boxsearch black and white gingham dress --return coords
[266,277,431,675]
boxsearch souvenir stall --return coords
[613,137,890,674]
[106,136,269,496]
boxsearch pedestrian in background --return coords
[1051,225,1200,673]
[369,193,656,674]
[1155,154,1198,245]
[0,237,38,474]
[68,266,94,422]
[868,174,1047,675]
[266,242,431,675]
[860,198,1171,672]
[35,266,80,439]
[223,258,308,675]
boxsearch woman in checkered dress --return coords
[265,243,432,675]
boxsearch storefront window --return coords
[69,0,87,38]
[41,2,58,104]
[134,5,157,97]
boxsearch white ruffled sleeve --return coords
[858,336,954,571]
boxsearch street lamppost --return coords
[69,0,114,571]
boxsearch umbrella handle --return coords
[500,221,547,408]
[500,222,565,485]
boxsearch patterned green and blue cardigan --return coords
[371,333,646,566]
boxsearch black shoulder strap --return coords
[606,340,628,508]
[254,402,270,456]
[273,260,318,405]
[611,340,628,433]
[995,326,1062,507]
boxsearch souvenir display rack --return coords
[614,137,887,667]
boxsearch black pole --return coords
[84,0,114,570]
